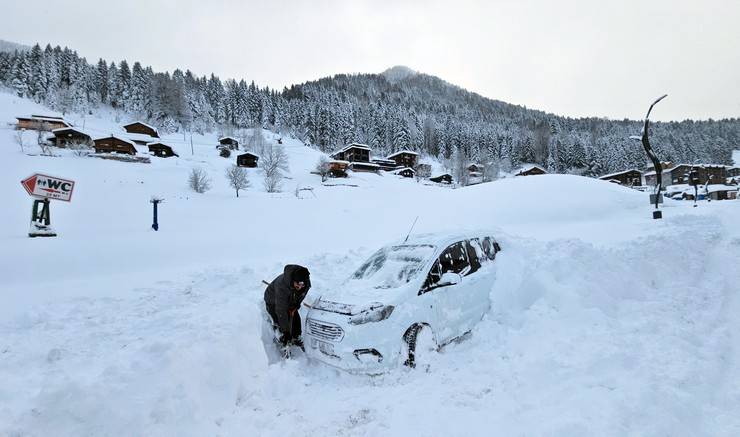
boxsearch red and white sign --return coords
[21,174,75,202]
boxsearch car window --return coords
[465,240,482,273]
[421,241,470,294]
[480,237,498,260]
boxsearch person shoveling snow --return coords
[263,265,311,358]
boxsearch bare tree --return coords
[37,122,52,156]
[68,141,91,157]
[15,130,25,153]
[452,147,469,187]
[188,167,212,193]
[315,155,331,182]
[225,164,249,197]
[261,144,289,193]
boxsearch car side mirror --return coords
[437,272,462,287]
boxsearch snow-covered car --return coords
[304,232,501,372]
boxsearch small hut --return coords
[50,127,92,148]
[219,136,239,150]
[93,135,137,155]
[430,173,453,184]
[237,152,259,168]
[387,150,419,169]
[393,167,416,178]
[16,115,70,131]
[515,165,547,177]
[599,169,642,187]
[328,160,350,177]
[123,121,159,138]
[147,142,178,158]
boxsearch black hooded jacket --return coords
[264,265,311,333]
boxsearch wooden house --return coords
[219,136,239,150]
[328,160,349,177]
[331,143,371,163]
[387,150,419,169]
[430,173,453,184]
[599,169,642,187]
[371,158,400,171]
[147,142,178,158]
[93,135,137,155]
[50,127,92,148]
[645,164,727,187]
[123,121,159,138]
[237,152,259,168]
[350,162,381,173]
[16,115,70,131]
[393,167,416,178]
[515,165,547,176]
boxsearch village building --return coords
[147,142,178,158]
[430,173,453,184]
[93,135,137,155]
[392,167,416,178]
[371,158,399,171]
[50,127,92,148]
[515,165,547,176]
[236,152,260,168]
[645,164,727,187]
[328,160,350,177]
[387,150,419,169]
[598,169,642,187]
[16,115,71,131]
[219,136,239,150]
[123,121,159,138]
[331,143,372,163]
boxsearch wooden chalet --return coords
[331,143,371,163]
[393,167,416,178]
[219,136,239,150]
[387,150,419,169]
[123,121,159,138]
[371,158,399,171]
[50,127,92,148]
[430,173,453,184]
[515,165,547,177]
[237,152,259,168]
[16,115,70,131]
[147,142,178,158]
[599,169,642,187]
[645,164,727,187]
[94,135,137,155]
[328,160,349,177]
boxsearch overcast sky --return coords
[1,0,738,121]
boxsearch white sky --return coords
[1,0,738,121]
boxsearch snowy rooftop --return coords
[123,121,159,134]
[218,136,238,143]
[387,150,419,158]
[124,132,160,143]
[645,163,729,176]
[333,143,371,155]
[51,127,90,136]
[598,169,641,179]
[94,135,137,146]
[17,115,71,125]
[239,151,260,158]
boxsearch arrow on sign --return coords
[21,175,37,196]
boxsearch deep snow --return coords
[1,91,739,436]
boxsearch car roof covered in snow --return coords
[383,230,501,250]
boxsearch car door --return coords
[462,239,494,327]
[419,241,473,345]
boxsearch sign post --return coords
[21,173,75,237]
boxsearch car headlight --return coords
[349,305,395,325]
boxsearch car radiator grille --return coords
[307,318,344,342]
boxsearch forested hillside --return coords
[1,43,737,176]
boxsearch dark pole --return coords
[150,197,163,231]
[640,94,667,220]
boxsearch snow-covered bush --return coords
[219,147,231,158]
[188,167,212,194]
[315,155,330,182]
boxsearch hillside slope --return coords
[1,92,739,436]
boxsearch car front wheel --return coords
[403,324,437,368]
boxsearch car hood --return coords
[307,285,399,315]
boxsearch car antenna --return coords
[404,216,419,243]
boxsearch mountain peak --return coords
[381,65,417,83]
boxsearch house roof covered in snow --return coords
[94,135,137,147]
[51,127,90,136]
[333,143,371,154]
[392,167,416,174]
[598,169,641,180]
[122,121,158,134]
[17,115,71,126]
[239,151,260,158]
[387,150,419,158]
[218,136,238,143]
[644,163,728,177]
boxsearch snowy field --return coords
[1,91,740,436]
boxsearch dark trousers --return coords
[265,303,302,342]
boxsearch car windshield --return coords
[348,244,435,289]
